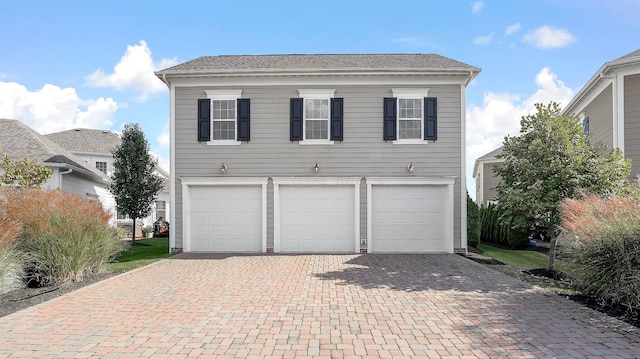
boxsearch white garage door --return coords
[189,185,262,252]
[279,185,356,252]
[371,185,446,252]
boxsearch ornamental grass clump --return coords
[0,188,126,286]
[0,217,27,295]
[560,195,640,313]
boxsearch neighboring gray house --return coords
[562,49,640,176]
[156,54,480,253]
[473,146,503,207]
[46,128,171,234]
[0,119,111,217]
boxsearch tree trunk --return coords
[547,236,557,271]
[131,218,136,246]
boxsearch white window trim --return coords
[392,88,430,145]
[297,89,335,145]
[180,177,269,253]
[272,177,361,253]
[204,90,243,146]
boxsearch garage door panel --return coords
[189,186,262,252]
[372,185,445,253]
[279,185,355,252]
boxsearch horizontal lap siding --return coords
[624,74,640,177]
[482,163,501,206]
[174,84,463,250]
[585,85,613,149]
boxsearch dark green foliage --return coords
[109,124,165,244]
[467,193,479,248]
[478,203,528,248]
[494,102,630,245]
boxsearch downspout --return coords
[59,168,73,189]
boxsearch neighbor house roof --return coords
[562,48,640,116]
[156,54,481,78]
[0,119,108,181]
[45,128,121,155]
[473,146,504,178]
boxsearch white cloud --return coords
[466,67,574,197]
[505,22,521,36]
[85,40,177,101]
[522,26,576,49]
[157,120,170,148]
[0,81,118,134]
[473,32,494,45]
[472,1,484,14]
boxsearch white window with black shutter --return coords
[383,88,437,144]
[291,89,343,145]
[197,90,250,145]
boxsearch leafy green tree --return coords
[109,124,164,244]
[494,102,631,269]
[0,155,53,188]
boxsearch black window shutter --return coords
[290,98,303,141]
[330,98,343,141]
[237,98,250,141]
[197,99,211,141]
[424,97,437,141]
[383,98,397,140]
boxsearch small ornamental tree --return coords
[109,124,164,244]
[1,155,53,188]
[494,102,631,269]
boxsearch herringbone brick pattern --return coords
[0,254,638,358]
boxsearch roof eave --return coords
[155,67,480,78]
[562,55,640,116]
[43,162,109,182]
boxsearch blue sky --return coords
[1,0,639,197]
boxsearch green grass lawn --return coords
[107,238,173,273]
[478,243,573,274]
[477,243,550,269]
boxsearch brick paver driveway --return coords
[0,254,639,358]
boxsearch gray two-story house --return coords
[562,49,640,176]
[156,54,480,254]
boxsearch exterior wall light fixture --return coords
[407,162,415,173]
[220,163,228,174]
[313,162,320,173]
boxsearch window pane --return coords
[212,100,235,120]
[399,120,421,139]
[305,119,328,140]
[399,99,421,120]
[213,121,235,140]
[305,98,329,120]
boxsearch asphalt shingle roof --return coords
[45,128,121,155]
[157,54,480,75]
[0,119,108,180]
[614,48,640,61]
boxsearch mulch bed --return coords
[0,273,116,318]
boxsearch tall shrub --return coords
[561,195,640,313]
[467,194,479,247]
[1,188,126,286]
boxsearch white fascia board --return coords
[166,74,470,88]
[365,177,456,186]
[180,177,269,186]
[272,177,362,186]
